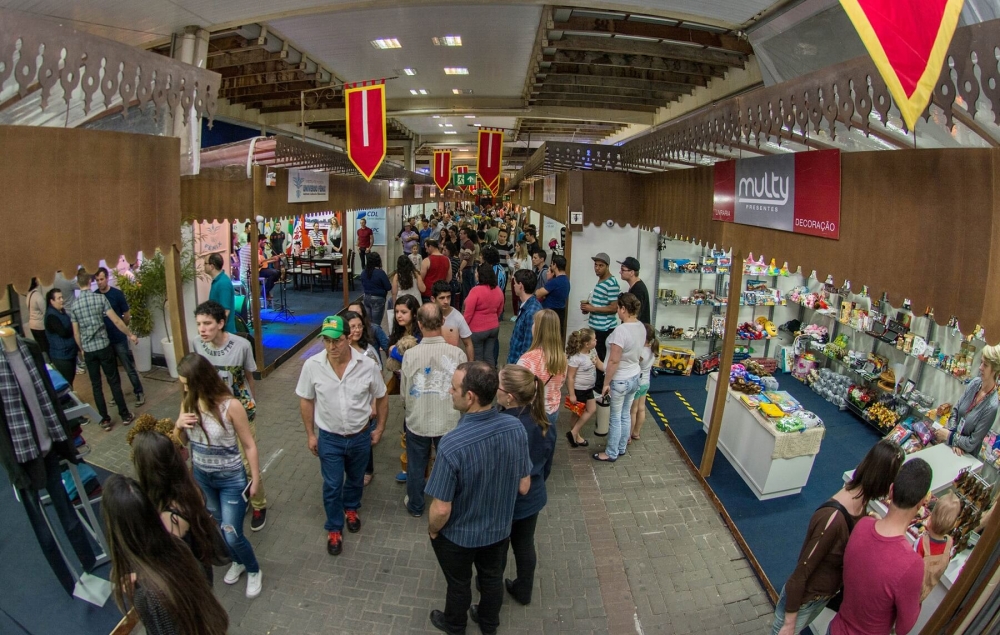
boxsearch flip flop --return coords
[565,431,579,447]
[592,453,616,462]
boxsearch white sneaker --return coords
[246,570,263,599]
[223,563,245,585]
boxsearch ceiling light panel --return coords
[444,67,469,75]
[371,38,401,49]
[443,131,458,134]
[452,88,473,95]
[402,68,417,75]
[432,35,462,46]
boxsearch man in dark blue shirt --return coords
[535,254,570,339]
[95,267,144,407]
[426,361,531,635]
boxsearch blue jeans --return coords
[111,340,143,396]
[606,374,640,459]
[363,295,386,329]
[770,584,832,635]
[317,428,371,532]
[194,467,260,573]
[405,424,440,516]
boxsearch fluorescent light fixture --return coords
[432,35,462,46]
[438,124,444,127]
[418,89,428,95]
[432,115,441,118]
[402,68,417,75]
[371,38,401,49]
[464,115,476,118]
[473,123,482,127]
[452,88,473,95]
[444,67,469,75]
[410,89,419,95]
[444,123,453,127]
[443,131,458,134]
[459,148,469,151]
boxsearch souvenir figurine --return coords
[780,262,790,276]
[767,258,780,276]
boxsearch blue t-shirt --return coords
[209,272,237,334]
[99,287,129,345]
[541,274,570,310]
[419,227,433,247]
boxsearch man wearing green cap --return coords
[296,315,389,556]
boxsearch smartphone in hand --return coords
[242,480,253,503]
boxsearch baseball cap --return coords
[618,257,641,272]
[592,252,611,265]
[320,316,346,340]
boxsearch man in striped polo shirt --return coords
[426,361,531,635]
[580,252,621,390]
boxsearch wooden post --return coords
[919,498,1000,633]
[701,250,744,477]
[164,243,189,366]
[342,212,350,309]
[250,165,265,373]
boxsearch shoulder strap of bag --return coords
[817,499,857,533]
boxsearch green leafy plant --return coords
[116,274,153,338]
[133,249,199,343]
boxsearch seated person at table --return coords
[257,237,281,304]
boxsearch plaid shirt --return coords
[70,289,113,352]
[507,295,541,365]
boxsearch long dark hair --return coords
[476,262,497,289]
[131,431,220,572]
[343,310,372,350]
[395,254,417,290]
[363,252,383,279]
[102,475,229,635]
[499,365,549,435]
[347,301,376,346]
[847,438,905,511]
[176,353,233,441]
[389,295,422,346]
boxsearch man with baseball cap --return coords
[619,257,650,325]
[296,316,389,556]
[580,252,621,389]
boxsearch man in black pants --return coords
[426,362,531,635]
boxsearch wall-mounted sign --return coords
[452,172,477,187]
[389,181,403,199]
[713,149,840,240]
[543,175,556,205]
[528,180,535,201]
[265,171,277,187]
[570,211,584,225]
[414,185,423,199]
[288,169,329,203]
[357,208,387,246]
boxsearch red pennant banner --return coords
[433,150,452,193]
[344,82,387,182]
[456,165,469,192]
[477,129,503,196]
[840,0,964,131]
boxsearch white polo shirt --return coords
[295,347,387,435]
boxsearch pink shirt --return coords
[517,349,566,415]
[463,285,504,332]
[830,517,924,635]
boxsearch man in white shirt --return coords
[296,316,388,557]
[432,280,474,361]
[401,304,467,517]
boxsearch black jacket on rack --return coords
[0,338,80,490]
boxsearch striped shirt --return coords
[69,289,113,352]
[494,241,513,269]
[425,408,531,548]
[588,276,621,332]
[187,400,243,473]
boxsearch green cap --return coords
[320,315,346,340]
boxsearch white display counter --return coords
[702,373,823,500]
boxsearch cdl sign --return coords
[713,149,841,240]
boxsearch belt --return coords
[322,427,369,439]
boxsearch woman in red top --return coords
[462,262,504,368]
[420,238,451,300]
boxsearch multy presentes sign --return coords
[713,149,841,240]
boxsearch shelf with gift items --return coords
[728,360,825,433]
[662,248,733,276]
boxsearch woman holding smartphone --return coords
[174,353,263,599]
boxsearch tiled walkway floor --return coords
[80,322,774,634]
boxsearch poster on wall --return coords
[288,169,330,203]
[529,180,535,201]
[543,175,556,204]
[712,149,841,239]
[414,185,423,199]
[389,181,403,199]
[357,208,388,246]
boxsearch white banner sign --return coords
[288,170,329,203]
[543,175,556,204]
[357,208,388,246]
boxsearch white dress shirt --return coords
[296,347,386,434]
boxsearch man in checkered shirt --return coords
[71,269,139,430]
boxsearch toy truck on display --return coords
[655,346,696,376]
[692,351,721,375]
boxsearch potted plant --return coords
[134,249,198,377]
[116,273,154,372]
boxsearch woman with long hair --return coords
[459,226,481,306]
[593,293,644,463]
[174,353,263,598]
[463,262,505,368]
[346,310,382,487]
[497,364,556,606]
[131,430,222,583]
[772,439,905,635]
[509,241,531,317]
[328,215,343,253]
[348,300,389,357]
[102,474,229,635]
[389,294,423,349]
[517,309,567,427]
[392,254,425,305]
[359,252,392,328]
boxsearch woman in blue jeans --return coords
[593,293,645,462]
[175,353,263,599]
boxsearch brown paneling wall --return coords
[1,126,181,293]
[577,148,1000,341]
[519,174,570,223]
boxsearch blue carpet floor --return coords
[258,286,357,366]
[0,461,123,634]
[647,371,882,592]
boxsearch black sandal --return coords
[577,438,589,447]
[592,453,616,462]
[565,431,579,447]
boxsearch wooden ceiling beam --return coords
[552,16,752,55]
[535,72,696,94]
[543,51,727,77]
[531,83,681,101]
[207,49,290,71]
[547,35,747,68]
[530,97,658,112]
[258,99,344,113]
[538,62,709,87]
[214,61,308,80]
[220,80,327,97]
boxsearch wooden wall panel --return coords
[1,126,181,293]
[181,168,252,222]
